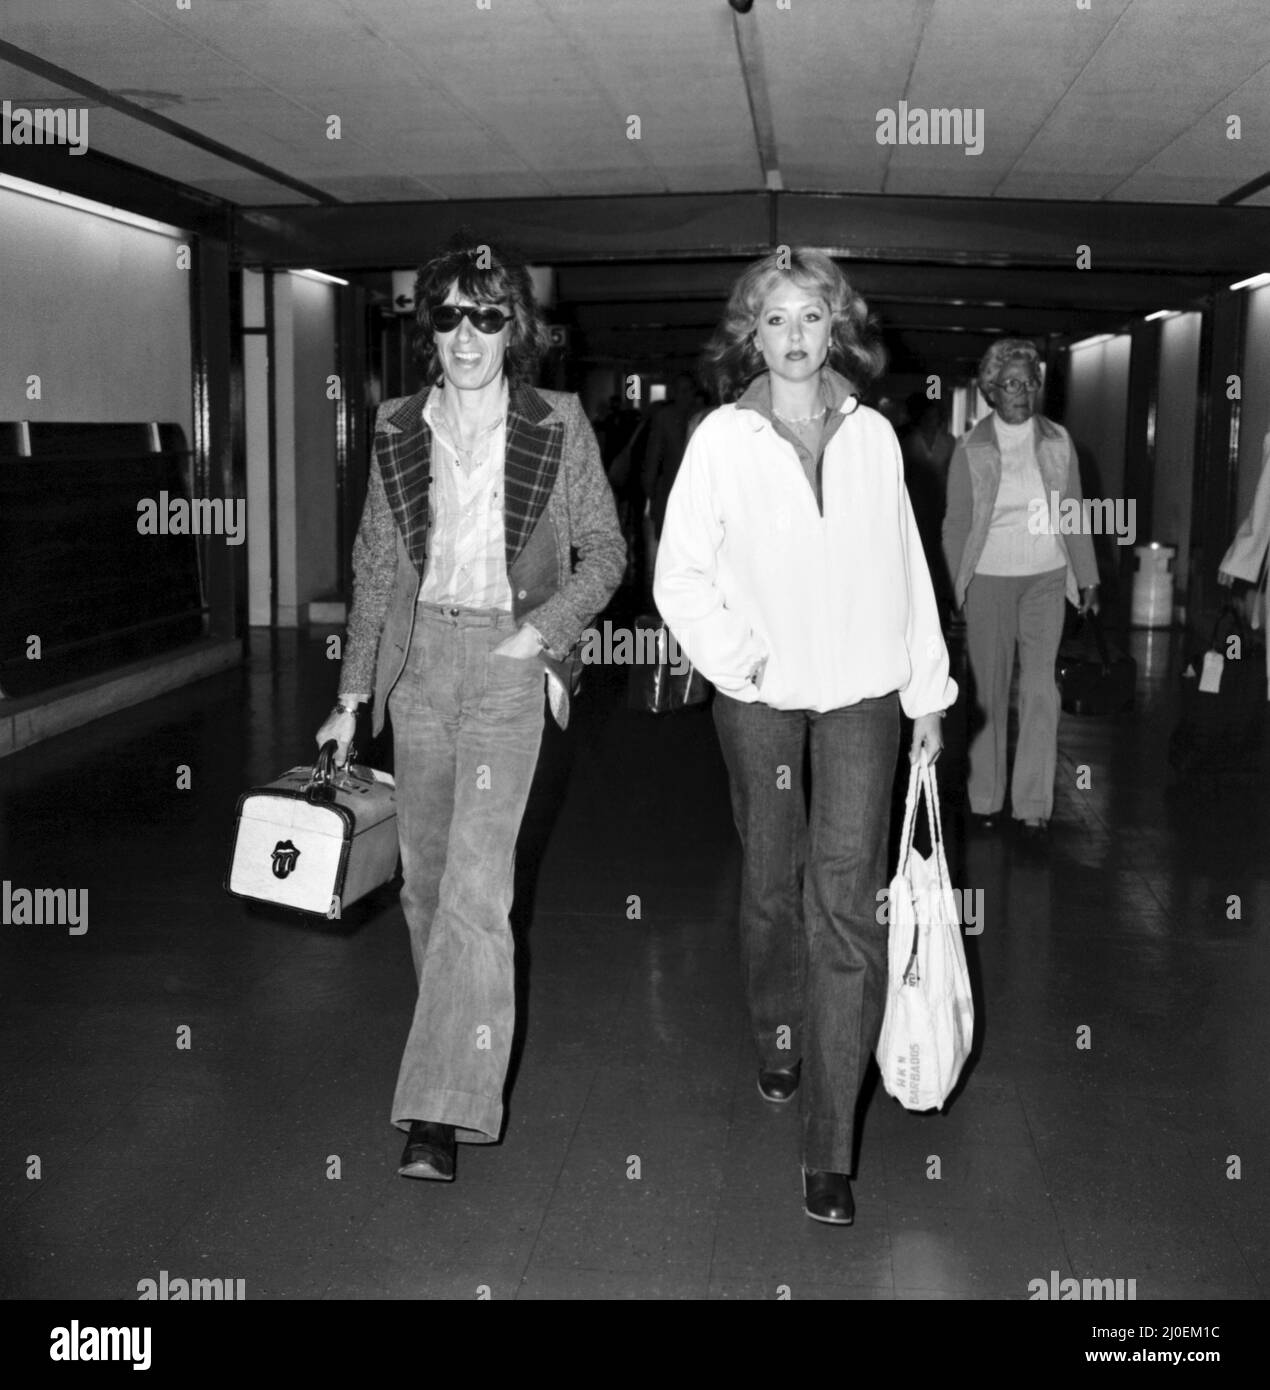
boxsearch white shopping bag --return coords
[875,758,975,1111]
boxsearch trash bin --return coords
[1131,543,1175,628]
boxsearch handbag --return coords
[875,758,975,1112]
[627,613,710,713]
[1168,604,1266,778]
[225,741,398,919]
[1055,610,1136,716]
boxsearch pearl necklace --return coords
[773,406,827,426]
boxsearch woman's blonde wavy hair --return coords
[703,247,886,403]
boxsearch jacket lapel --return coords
[375,383,565,575]
[503,384,565,565]
[376,390,433,573]
[965,414,1000,504]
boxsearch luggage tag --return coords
[1198,651,1224,694]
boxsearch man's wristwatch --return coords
[334,696,364,716]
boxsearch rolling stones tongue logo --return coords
[271,840,301,879]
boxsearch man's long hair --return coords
[412,233,550,387]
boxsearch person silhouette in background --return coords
[900,392,956,616]
[1218,426,1270,700]
[643,375,699,534]
[636,373,697,603]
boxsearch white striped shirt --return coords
[419,384,513,610]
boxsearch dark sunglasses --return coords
[428,303,513,335]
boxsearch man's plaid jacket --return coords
[338,381,626,734]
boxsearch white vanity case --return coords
[225,744,398,918]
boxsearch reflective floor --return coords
[1,605,1266,1300]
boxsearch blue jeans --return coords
[388,604,544,1143]
[713,691,900,1173]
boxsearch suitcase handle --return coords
[307,740,343,803]
[308,739,371,802]
[1075,610,1112,671]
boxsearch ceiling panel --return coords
[880,0,1130,196]
[0,0,1266,207]
[1112,61,1270,203]
[759,0,929,194]
[999,0,1270,199]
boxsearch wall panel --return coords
[0,184,191,436]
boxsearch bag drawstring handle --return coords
[921,759,953,898]
[894,755,950,986]
[889,750,939,989]
[897,759,923,875]
[897,754,946,881]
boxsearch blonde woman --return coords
[654,249,956,1225]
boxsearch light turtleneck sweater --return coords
[974,415,1066,577]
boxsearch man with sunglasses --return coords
[317,237,624,1182]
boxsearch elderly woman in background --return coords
[317,237,624,1183]
[654,248,955,1226]
[942,338,1100,842]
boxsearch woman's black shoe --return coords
[802,1168,855,1225]
[758,1061,801,1102]
[969,812,1000,832]
[398,1120,456,1181]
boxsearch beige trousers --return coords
[963,567,1067,822]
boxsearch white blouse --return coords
[653,395,956,718]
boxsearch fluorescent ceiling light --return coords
[1145,310,1174,321]
[293,268,349,287]
[1230,272,1270,291]
[0,172,184,236]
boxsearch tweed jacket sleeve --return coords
[337,433,398,699]
[522,395,626,656]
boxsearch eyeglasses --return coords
[428,303,513,335]
[997,378,1039,395]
